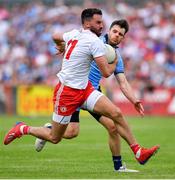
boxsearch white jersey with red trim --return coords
[57,29,105,89]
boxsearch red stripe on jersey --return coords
[65,40,78,60]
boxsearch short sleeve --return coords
[114,49,125,75]
[90,39,106,58]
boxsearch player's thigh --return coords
[82,90,103,111]
[99,116,116,130]
[93,95,121,119]
[50,120,68,143]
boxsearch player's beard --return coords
[109,38,120,46]
[110,41,119,46]
[90,27,102,37]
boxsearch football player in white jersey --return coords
[3,8,116,146]
[35,19,159,172]
[4,8,159,169]
[56,20,143,172]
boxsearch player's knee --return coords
[110,107,123,120]
[107,123,118,135]
[66,128,79,139]
[51,137,62,144]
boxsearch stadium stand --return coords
[0,0,175,114]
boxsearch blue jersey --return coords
[89,34,125,90]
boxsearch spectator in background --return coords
[0,0,175,88]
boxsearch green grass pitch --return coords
[0,114,175,179]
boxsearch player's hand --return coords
[55,43,65,55]
[134,100,144,117]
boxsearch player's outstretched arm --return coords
[115,73,144,116]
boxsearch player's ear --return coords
[83,19,91,28]
[84,21,90,28]
[121,35,125,40]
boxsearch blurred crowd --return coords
[0,0,175,88]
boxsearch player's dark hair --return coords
[81,8,102,24]
[110,19,129,34]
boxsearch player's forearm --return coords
[107,57,118,75]
[95,56,116,77]
[52,33,64,45]
[120,83,138,105]
[53,39,63,45]
[116,75,138,104]
[102,57,118,77]
[100,67,113,78]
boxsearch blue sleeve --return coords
[114,49,124,75]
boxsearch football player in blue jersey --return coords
[35,19,157,172]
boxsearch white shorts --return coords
[81,90,104,112]
[52,112,72,124]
